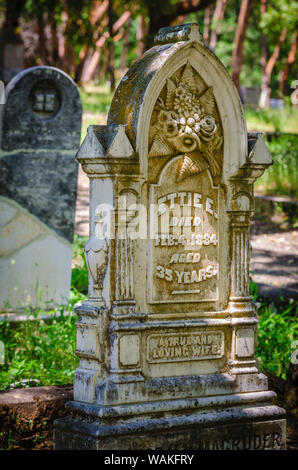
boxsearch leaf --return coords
[180,62,197,94]
[199,87,215,115]
[148,132,173,157]
[165,78,176,109]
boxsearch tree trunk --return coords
[120,16,132,72]
[50,17,59,65]
[144,0,216,50]
[203,5,213,44]
[37,12,49,65]
[75,47,90,83]
[279,32,297,95]
[91,0,109,25]
[259,0,269,108]
[106,0,115,92]
[209,0,226,51]
[137,15,147,57]
[232,0,254,91]
[80,11,131,84]
[100,46,110,82]
[260,27,287,108]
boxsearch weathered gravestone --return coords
[0,66,82,310]
[54,24,286,450]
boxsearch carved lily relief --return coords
[149,62,223,181]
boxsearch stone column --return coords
[227,133,274,375]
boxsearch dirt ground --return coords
[250,219,298,301]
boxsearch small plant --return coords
[255,299,298,380]
[254,134,298,199]
[71,235,89,296]
[0,306,80,391]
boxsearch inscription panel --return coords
[147,330,224,363]
[148,160,219,304]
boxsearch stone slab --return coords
[0,197,72,309]
[54,414,286,450]
[0,385,73,450]
[1,66,81,151]
[0,151,78,242]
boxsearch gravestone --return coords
[240,86,260,107]
[54,24,286,450]
[0,66,82,310]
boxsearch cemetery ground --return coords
[0,85,297,450]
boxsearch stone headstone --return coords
[54,24,286,450]
[269,98,285,109]
[0,66,82,310]
[240,86,260,107]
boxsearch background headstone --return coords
[240,86,260,107]
[0,66,82,310]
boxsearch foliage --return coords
[245,105,298,133]
[0,309,79,390]
[1,0,297,97]
[0,237,89,391]
[254,132,298,198]
[79,83,113,114]
[71,234,89,296]
[255,300,298,380]
[250,280,298,380]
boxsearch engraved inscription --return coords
[198,430,284,450]
[147,330,224,363]
[149,162,219,303]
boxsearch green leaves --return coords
[0,309,79,391]
[256,299,298,380]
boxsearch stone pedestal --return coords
[54,23,286,450]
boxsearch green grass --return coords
[0,310,79,390]
[250,281,298,380]
[71,234,89,296]
[79,83,113,142]
[79,83,113,114]
[245,105,298,134]
[254,134,298,199]
[256,301,298,380]
[0,237,89,391]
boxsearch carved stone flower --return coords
[165,120,178,137]
[200,115,217,139]
[149,62,223,180]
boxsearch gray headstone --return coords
[240,86,260,107]
[0,66,82,310]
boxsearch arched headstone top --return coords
[1,66,82,151]
[108,23,247,182]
